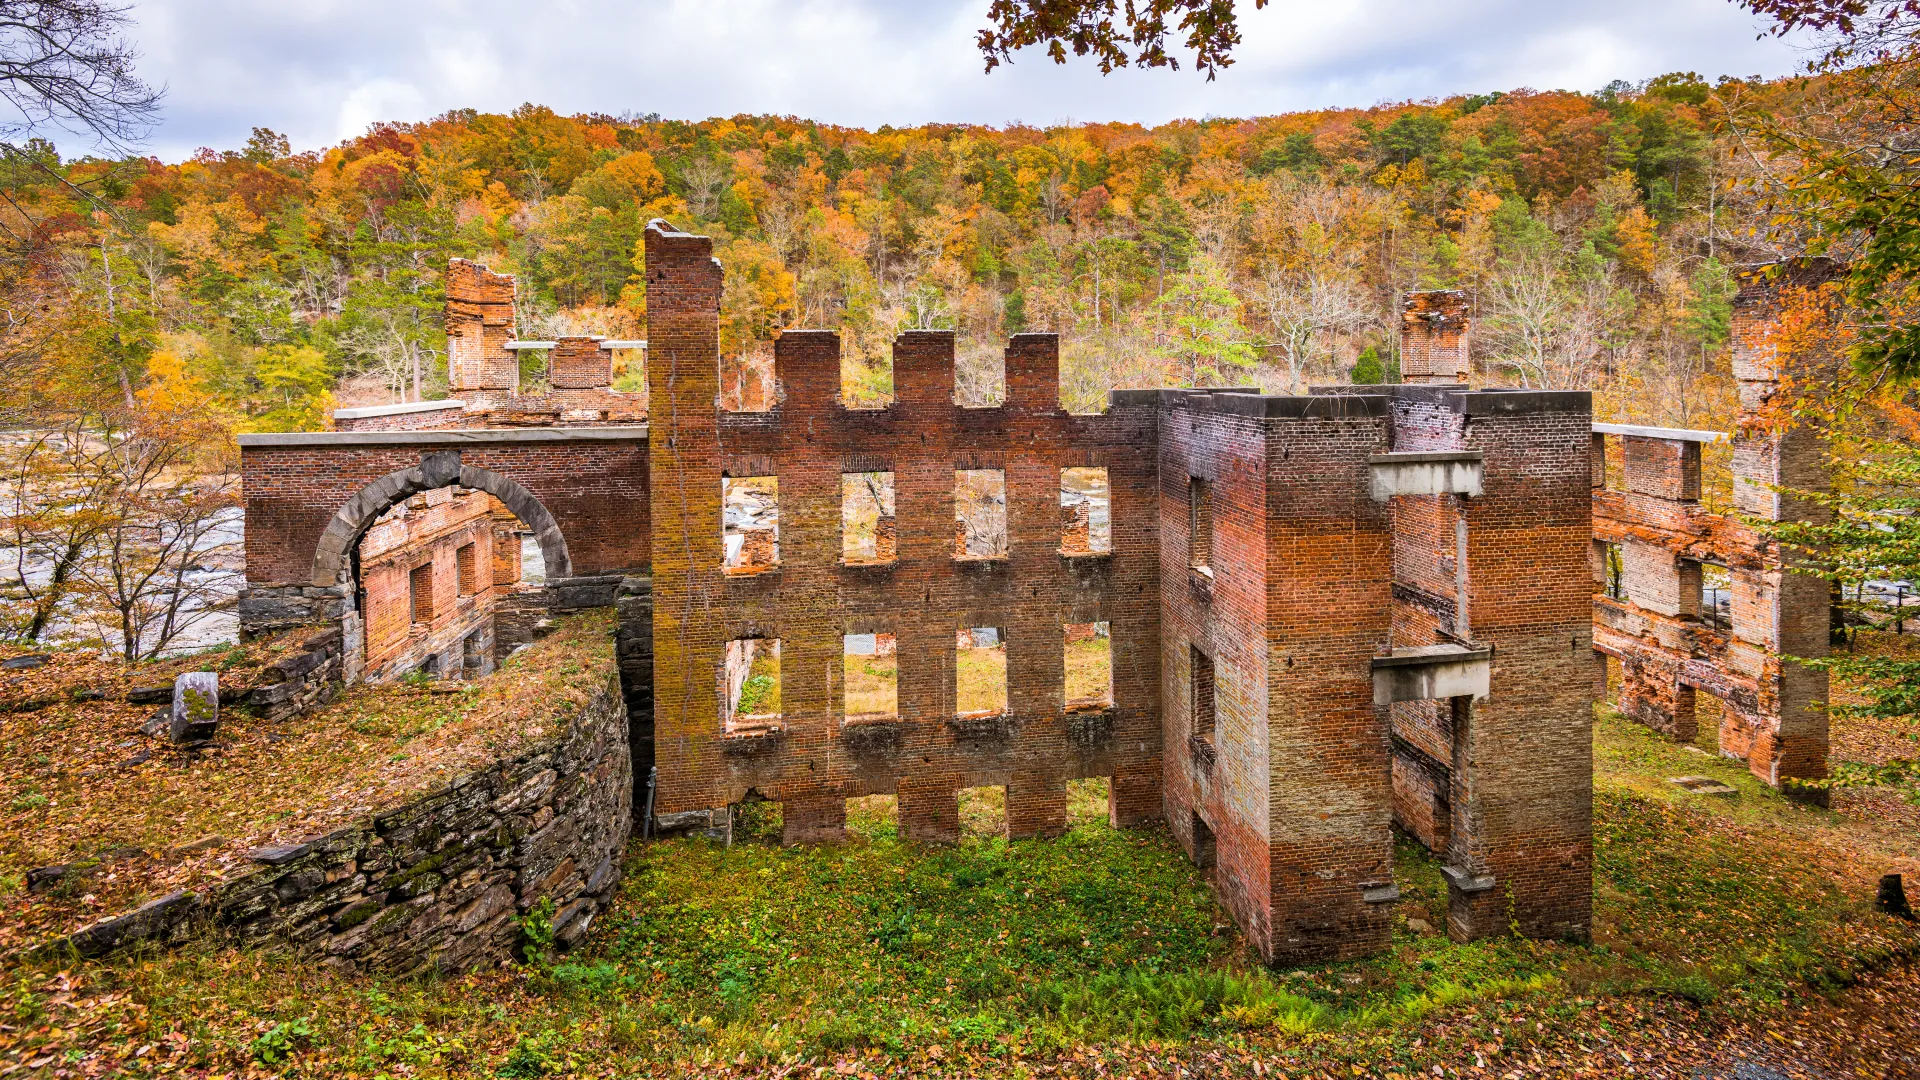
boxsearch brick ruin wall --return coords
[1590,264,1836,800]
[357,486,519,682]
[644,220,1163,844]
[1158,385,1593,964]
[336,259,645,433]
[41,664,631,976]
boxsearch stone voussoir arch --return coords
[310,449,573,588]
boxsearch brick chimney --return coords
[446,259,518,394]
[1399,290,1472,384]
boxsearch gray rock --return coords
[170,672,219,745]
[139,707,170,739]
[1,654,48,670]
[126,686,172,705]
[250,843,313,866]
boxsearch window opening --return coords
[1064,621,1112,710]
[1602,542,1626,601]
[956,626,1008,717]
[954,470,1008,559]
[723,638,782,734]
[1190,646,1216,743]
[843,350,892,409]
[958,785,1008,838]
[844,632,898,722]
[409,563,434,624]
[1701,561,1731,631]
[841,471,897,565]
[457,543,478,596]
[719,345,775,412]
[722,475,780,574]
[955,341,1005,407]
[1189,477,1212,572]
[1060,467,1111,554]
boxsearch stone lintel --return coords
[1371,644,1491,704]
[1368,451,1484,501]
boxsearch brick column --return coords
[446,259,518,396]
[1450,392,1594,943]
[1400,291,1471,385]
[1729,263,1837,802]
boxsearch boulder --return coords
[1,654,48,670]
[170,672,220,745]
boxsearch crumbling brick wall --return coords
[357,487,516,682]
[1591,262,1835,801]
[644,220,1162,845]
[1161,383,1593,963]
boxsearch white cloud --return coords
[116,0,1808,160]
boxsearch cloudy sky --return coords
[119,0,1809,161]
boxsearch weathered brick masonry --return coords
[644,221,1162,843]
[236,222,1606,965]
[1590,265,1833,800]
[1159,383,1593,963]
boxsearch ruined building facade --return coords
[236,221,1835,964]
[1589,262,1836,800]
[642,222,1593,963]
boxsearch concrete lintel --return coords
[331,399,466,420]
[598,339,647,349]
[1371,644,1491,704]
[1440,866,1497,893]
[502,340,560,350]
[239,426,648,448]
[1592,422,1730,444]
[1368,451,1484,501]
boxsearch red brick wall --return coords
[241,437,650,588]
[645,220,1163,844]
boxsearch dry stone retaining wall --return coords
[41,668,631,975]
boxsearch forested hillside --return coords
[0,73,1813,428]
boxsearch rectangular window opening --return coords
[456,543,478,596]
[408,563,434,624]
[1060,467,1111,555]
[958,784,1008,839]
[722,475,780,574]
[719,346,776,412]
[1700,561,1731,631]
[1190,646,1216,744]
[1599,541,1626,601]
[1064,621,1112,711]
[954,469,1008,560]
[1067,776,1111,828]
[1189,477,1212,572]
[842,351,893,409]
[846,794,899,840]
[956,626,1008,717]
[723,638,782,734]
[841,471,897,565]
[843,632,898,723]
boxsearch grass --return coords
[1063,634,1110,707]
[844,652,896,719]
[953,642,1005,715]
[7,705,1919,1076]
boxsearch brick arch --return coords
[310,451,572,588]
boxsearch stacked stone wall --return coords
[40,668,631,975]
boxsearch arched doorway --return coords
[310,453,573,683]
